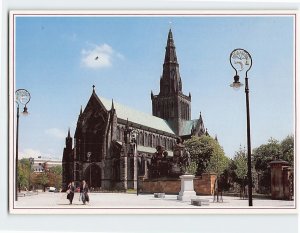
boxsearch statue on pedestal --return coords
[172,137,192,175]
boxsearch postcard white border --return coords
[8,9,299,215]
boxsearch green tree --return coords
[184,135,229,176]
[206,146,230,176]
[17,158,31,191]
[222,159,237,191]
[233,147,248,193]
[280,135,294,166]
[253,138,281,172]
[18,163,29,191]
[48,165,62,189]
[252,137,290,193]
[37,173,49,192]
[234,147,247,180]
[49,165,62,175]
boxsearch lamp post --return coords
[124,120,140,195]
[29,157,34,191]
[15,89,31,201]
[229,48,253,206]
[130,130,139,196]
[87,152,92,189]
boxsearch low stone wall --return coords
[140,173,217,195]
[194,173,217,195]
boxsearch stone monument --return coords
[175,138,197,201]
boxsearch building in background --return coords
[32,156,62,173]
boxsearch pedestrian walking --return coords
[80,180,89,205]
[66,181,75,204]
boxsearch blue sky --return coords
[15,15,294,160]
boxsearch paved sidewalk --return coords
[15,192,295,209]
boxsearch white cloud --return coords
[45,128,66,139]
[19,148,61,160]
[19,148,48,159]
[81,43,123,69]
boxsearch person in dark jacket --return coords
[67,181,75,204]
[80,180,89,205]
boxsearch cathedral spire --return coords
[111,99,115,110]
[164,28,178,65]
[65,127,73,151]
[67,128,71,138]
[151,28,191,135]
[160,28,182,95]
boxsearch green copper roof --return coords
[180,119,199,136]
[98,95,175,135]
[116,141,174,156]
[138,145,174,157]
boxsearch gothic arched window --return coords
[139,132,143,145]
[145,133,148,147]
[149,134,152,147]
[120,128,124,142]
[157,136,161,146]
[116,127,120,141]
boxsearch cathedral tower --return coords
[62,128,73,190]
[151,29,191,135]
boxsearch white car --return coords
[49,187,57,192]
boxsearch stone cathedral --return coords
[62,29,208,191]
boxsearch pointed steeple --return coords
[160,28,182,95]
[205,128,209,136]
[80,105,82,115]
[164,29,177,63]
[111,99,115,110]
[67,128,71,138]
[65,128,73,150]
[191,123,195,134]
[151,28,191,135]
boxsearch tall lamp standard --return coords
[124,121,139,195]
[130,130,139,196]
[87,152,92,189]
[229,48,253,206]
[15,89,31,201]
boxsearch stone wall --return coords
[270,160,293,200]
[140,173,217,195]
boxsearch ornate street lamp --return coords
[15,89,31,201]
[124,119,140,195]
[130,130,139,196]
[229,48,253,206]
[87,152,92,189]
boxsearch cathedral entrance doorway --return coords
[84,164,102,189]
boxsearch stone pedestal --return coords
[177,174,197,201]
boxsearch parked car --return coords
[48,187,57,192]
